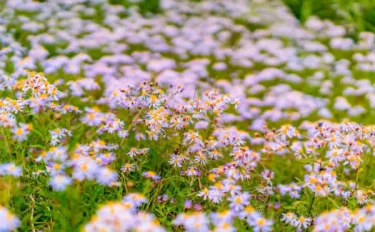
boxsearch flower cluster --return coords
[35,140,119,191]
[313,204,375,231]
[2,0,375,231]
[84,194,164,232]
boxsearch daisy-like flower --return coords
[143,171,161,181]
[277,124,296,140]
[295,216,312,229]
[326,148,344,164]
[168,154,182,167]
[208,188,224,203]
[281,212,297,224]
[186,166,200,176]
[198,188,209,200]
[261,169,274,185]
[0,163,22,177]
[0,206,20,231]
[249,215,273,232]
[49,175,72,191]
[97,152,116,165]
[47,162,65,176]
[213,221,236,232]
[148,94,163,108]
[123,193,148,207]
[228,191,251,212]
[127,147,139,158]
[49,146,69,161]
[354,210,373,231]
[72,157,98,181]
[11,123,32,141]
[49,128,72,145]
[173,212,210,232]
[121,162,137,172]
[194,152,208,165]
[96,167,118,185]
[118,129,129,138]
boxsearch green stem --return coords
[305,194,316,231]
[307,194,315,217]
[1,127,11,156]
[364,154,374,184]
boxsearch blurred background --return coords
[81,0,375,39]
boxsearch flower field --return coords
[3,0,375,231]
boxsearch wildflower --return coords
[47,162,65,176]
[72,157,98,181]
[84,195,164,232]
[127,147,139,158]
[173,212,210,232]
[228,191,251,212]
[208,188,224,203]
[143,171,161,181]
[11,123,32,141]
[121,162,136,172]
[49,175,72,191]
[97,152,116,165]
[295,216,312,229]
[198,188,209,200]
[0,206,20,231]
[184,200,193,209]
[249,215,273,232]
[0,163,22,177]
[123,193,148,207]
[118,129,129,138]
[261,169,274,185]
[186,166,200,176]
[168,154,182,167]
[50,128,72,145]
[96,167,118,185]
